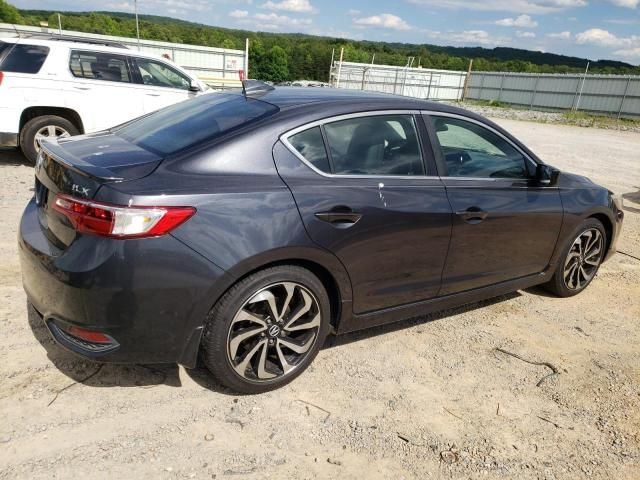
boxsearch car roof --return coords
[257,86,476,117]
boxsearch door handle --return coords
[315,207,362,228]
[456,207,488,224]
[145,93,161,97]
[73,86,91,90]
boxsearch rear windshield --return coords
[116,93,279,156]
[0,42,50,74]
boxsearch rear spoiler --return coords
[40,140,124,181]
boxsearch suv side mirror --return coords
[536,164,560,187]
[189,79,201,92]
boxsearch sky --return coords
[11,0,640,64]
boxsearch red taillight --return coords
[0,71,4,86]
[68,326,112,344]
[52,194,196,239]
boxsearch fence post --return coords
[426,71,433,99]
[335,47,344,88]
[574,62,590,112]
[393,67,400,94]
[462,59,473,100]
[498,73,506,102]
[530,75,540,110]
[617,76,632,119]
[478,73,485,100]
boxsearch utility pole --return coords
[135,0,141,50]
[336,47,344,88]
[462,59,473,101]
[57,13,62,35]
[574,61,589,112]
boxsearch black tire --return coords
[19,115,79,164]
[201,265,331,394]
[544,218,607,297]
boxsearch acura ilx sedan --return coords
[19,82,624,393]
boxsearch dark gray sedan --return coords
[19,83,624,393]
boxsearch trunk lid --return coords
[35,133,163,248]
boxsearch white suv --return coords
[0,35,209,163]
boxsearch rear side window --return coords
[69,50,131,83]
[323,115,425,176]
[0,43,50,74]
[288,127,331,173]
[134,58,191,90]
[116,93,279,156]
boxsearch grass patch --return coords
[562,111,640,129]
[464,99,510,109]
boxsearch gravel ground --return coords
[448,102,640,133]
[1,119,639,480]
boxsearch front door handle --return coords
[73,86,91,90]
[456,207,488,224]
[315,207,362,228]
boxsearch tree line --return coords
[1,0,638,83]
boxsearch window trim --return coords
[281,110,436,179]
[68,49,133,84]
[422,111,539,181]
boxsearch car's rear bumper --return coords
[0,132,18,147]
[19,198,229,367]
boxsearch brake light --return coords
[0,72,3,86]
[52,194,196,239]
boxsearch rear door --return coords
[425,113,563,295]
[129,56,195,113]
[68,49,145,131]
[274,112,452,314]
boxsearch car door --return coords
[67,49,145,132]
[424,113,563,295]
[129,56,195,114]
[274,112,452,314]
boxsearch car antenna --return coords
[242,79,275,97]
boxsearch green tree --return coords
[0,0,23,23]
[263,45,289,82]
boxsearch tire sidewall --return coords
[201,266,330,394]
[20,116,79,164]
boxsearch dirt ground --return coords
[1,119,639,480]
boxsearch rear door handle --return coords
[315,207,362,228]
[146,93,161,97]
[73,86,91,90]
[456,207,488,224]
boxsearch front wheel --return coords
[544,218,606,297]
[200,266,330,394]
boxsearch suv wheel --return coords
[201,266,330,394]
[544,218,606,297]
[20,115,79,164]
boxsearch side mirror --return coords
[536,164,560,186]
[189,79,201,92]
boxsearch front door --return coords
[274,112,452,314]
[129,57,195,114]
[425,114,563,295]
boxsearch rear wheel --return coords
[544,218,606,297]
[201,266,330,394]
[20,115,79,164]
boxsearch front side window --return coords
[321,115,424,176]
[0,43,50,74]
[69,50,131,82]
[430,116,529,179]
[134,58,190,90]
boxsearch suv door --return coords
[274,112,452,314]
[129,56,195,114]
[68,50,145,131]
[425,113,563,295]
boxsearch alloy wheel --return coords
[34,125,70,152]
[563,228,604,290]
[226,282,321,382]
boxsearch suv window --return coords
[134,58,190,90]
[288,127,331,173]
[0,43,50,74]
[431,116,529,179]
[69,50,131,82]
[322,115,424,176]
[116,93,278,156]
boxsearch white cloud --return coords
[547,31,571,39]
[408,0,587,14]
[347,9,361,16]
[229,10,249,18]
[495,14,538,27]
[353,13,411,31]
[425,29,510,46]
[516,30,536,38]
[575,28,640,58]
[608,0,639,8]
[261,0,316,13]
[253,12,312,26]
